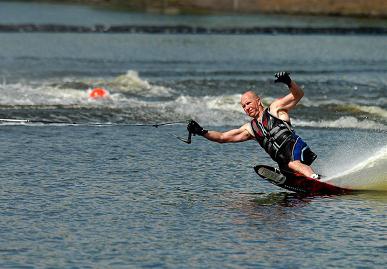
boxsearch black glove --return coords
[187,120,208,136]
[274,72,292,87]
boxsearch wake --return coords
[322,145,387,191]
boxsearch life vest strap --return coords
[251,114,294,160]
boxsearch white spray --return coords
[321,144,387,191]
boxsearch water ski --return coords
[254,164,349,194]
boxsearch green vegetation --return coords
[5,0,387,17]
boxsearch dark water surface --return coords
[0,126,386,268]
[0,1,386,268]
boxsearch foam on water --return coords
[293,117,387,131]
[172,94,248,126]
[0,70,173,106]
[356,105,387,119]
[0,81,91,106]
[301,97,345,107]
[302,97,387,118]
[0,70,386,130]
[107,70,174,97]
[322,145,387,191]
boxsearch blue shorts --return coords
[276,134,317,166]
[292,136,309,162]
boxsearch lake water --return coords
[0,2,386,268]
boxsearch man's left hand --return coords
[274,72,292,87]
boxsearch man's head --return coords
[240,91,263,118]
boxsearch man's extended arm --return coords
[187,121,252,143]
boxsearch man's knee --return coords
[288,160,302,169]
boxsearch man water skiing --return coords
[187,72,320,179]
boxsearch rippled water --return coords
[0,2,386,268]
[0,125,385,268]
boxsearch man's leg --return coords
[288,160,315,178]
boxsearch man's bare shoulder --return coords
[241,122,254,138]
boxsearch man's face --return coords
[241,93,261,118]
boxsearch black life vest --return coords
[251,108,294,161]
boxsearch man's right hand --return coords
[187,120,208,136]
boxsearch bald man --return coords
[187,72,319,179]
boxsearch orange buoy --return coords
[89,87,108,99]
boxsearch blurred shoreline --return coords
[10,0,387,18]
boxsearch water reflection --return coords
[251,192,312,207]
[225,190,387,227]
[221,191,311,226]
[346,191,387,202]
